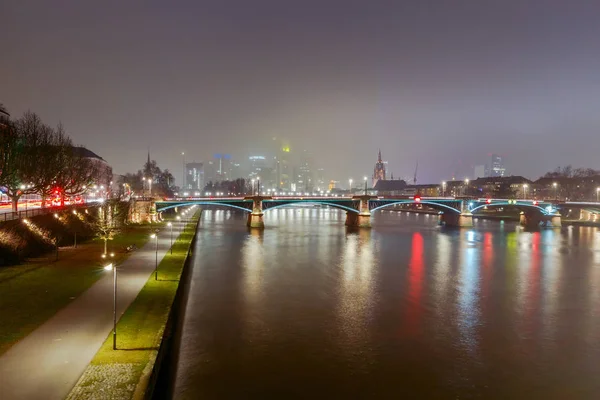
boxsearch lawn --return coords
[67,213,200,400]
[0,222,164,356]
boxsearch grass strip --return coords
[0,222,163,356]
[67,213,199,400]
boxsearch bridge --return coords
[154,195,575,229]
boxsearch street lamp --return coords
[553,182,558,200]
[464,178,469,196]
[349,178,353,192]
[251,179,255,196]
[442,181,446,197]
[257,176,261,196]
[596,187,600,202]
[363,176,368,195]
[151,233,158,280]
[181,152,185,194]
[147,178,152,196]
[104,263,117,350]
[168,222,173,254]
[523,183,528,199]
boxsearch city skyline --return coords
[4,1,600,183]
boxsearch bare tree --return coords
[93,199,127,255]
[2,112,54,211]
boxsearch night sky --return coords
[3,1,600,183]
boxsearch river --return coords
[160,207,600,399]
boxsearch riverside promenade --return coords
[0,220,185,400]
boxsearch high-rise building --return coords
[372,149,386,187]
[185,162,204,192]
[474,165,486,179]
[248,156,267,180]
[204,160,217,185]
[315,168,326,192]
[490,154,506,177]
[275,145,291,191]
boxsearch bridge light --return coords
[486,198,492,204]
[414,195,421,203]
[532,200,538,205]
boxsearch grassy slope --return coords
[69,215,198,399]
[0,223,161,356]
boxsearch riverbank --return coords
[66,211,200,400]
[0,222,160,356]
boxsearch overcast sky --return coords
[3,0,600,183]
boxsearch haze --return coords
[3,0,600,183]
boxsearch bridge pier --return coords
[519,212,542,228]
[346,194,376,228]
[546,214,562,228]
[440,212,473,227]
[244,195,272,229]
[247,212,265,229]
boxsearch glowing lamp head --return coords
[104,263,113,271]
[150,234,156,239]
[533,200,538,205]
[486,198,492,204]
[22,218,29,224]
[54,213,59,218]
[72,210,77,215]
[414,195,421,203]
[167,222,172,227]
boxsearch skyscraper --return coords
[490,154,506,177]
[185,162,204,192]
[372,149,386,187]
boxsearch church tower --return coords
[372,149,386,187]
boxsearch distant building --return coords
[204,160,217,184]
[490,154,506,177]
[474,165,486,179]
[185,162,204,192]
[72,146,112,188]
[372,149,386,187]
[373,179,407,196]
[471,176,531,197]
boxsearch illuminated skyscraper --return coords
[372,149,386,187]
[490,154,506,177]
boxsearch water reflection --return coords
[165,209,600,399]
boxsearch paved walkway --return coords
[0,220,187,400]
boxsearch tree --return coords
[94,199,127,255]
[2,112,58,211]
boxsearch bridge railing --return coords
[0,203,93,224]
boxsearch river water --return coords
[161,208,600,399]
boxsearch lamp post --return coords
[553,182,558,200]
[363,176,368,195]
[151,233,158,280]
[104,263,117,350]
[596,187,600,202]
[257,176,261,196]
[522,184,528,199]
[442,181,446,197]
[168,222,173,254]
[251,179,255,196]
[349,178,353,193]
[148,178,152,197]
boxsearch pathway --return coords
[0,220,188,400]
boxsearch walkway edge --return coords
[134,216,200,400]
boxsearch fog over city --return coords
[3,1,600,183]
